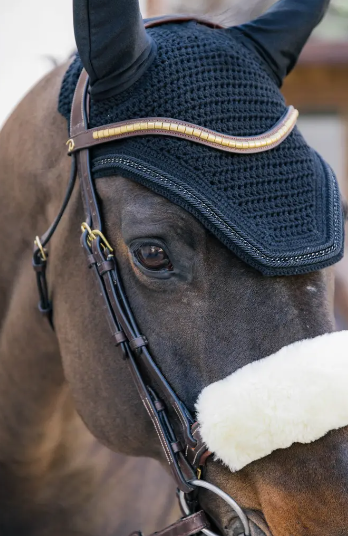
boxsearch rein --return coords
[32,21,252,534]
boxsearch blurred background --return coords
[1,0,347,326]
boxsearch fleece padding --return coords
[196,331,348,471]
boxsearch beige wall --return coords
[0,0,146,129]
[298,116,346,188]
[147,0,273,21]
[298,115,348,285]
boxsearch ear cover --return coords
[73,0,156,100]
[230,0,330,86]
[196,331,348,472]
[59,19,345,276]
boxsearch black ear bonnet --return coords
[59,1,344,276]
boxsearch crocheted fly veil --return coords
[59,0,344,276]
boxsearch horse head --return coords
[2,0,347,535]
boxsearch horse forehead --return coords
[100,175,206,239]
[96,177,335,313]
[99,176,334,286]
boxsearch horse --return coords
[1,0,348,535]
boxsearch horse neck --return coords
[0,65,79,470]
[0,67,182,536]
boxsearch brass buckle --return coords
[34,236,47,261]
[66,139,75,153]
[81,222,114,252]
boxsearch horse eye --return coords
[134,245,173,272]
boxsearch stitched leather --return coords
[127,511,209,536]
[39,62,211,498]
[68,107,298,155]
[31,14,256,536]
[150,511,209,536]
[82,197,195,493]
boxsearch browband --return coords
[67,94,298,155]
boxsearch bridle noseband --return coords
[32,19,252,536]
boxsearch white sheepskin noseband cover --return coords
[196,331,348,472]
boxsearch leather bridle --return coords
[32,19,251,536]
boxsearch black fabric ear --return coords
[73,0,156,100]
[229,0,330,87]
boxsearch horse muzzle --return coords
[196,330,348,472]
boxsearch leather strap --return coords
[67,107,298,156]
[145,15,224,29]
[70,70,102,230]
[32,63,212,495]
[32,154,78,326]
[71,71,205,493]
[129,510,209,536]
[32,13,215,529]
[186,423,213,468]
[151,511,209,536]
[31,14,252,536]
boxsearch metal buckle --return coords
[34,236,47,261]
[66,138,75,153]
[81,222,114,252]
[179,480,250,536]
